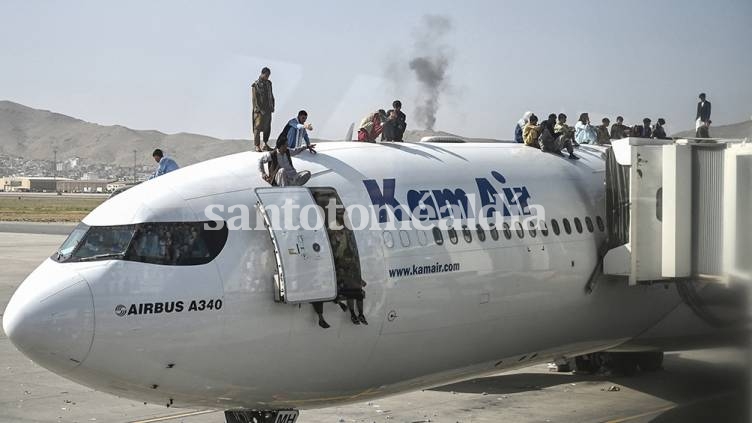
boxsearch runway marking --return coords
[603,405,676,422]
[130,409,217,423]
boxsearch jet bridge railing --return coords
[603,137,752,286]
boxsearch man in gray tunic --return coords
[258,137,317,186]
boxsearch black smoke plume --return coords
[408,15,453,130]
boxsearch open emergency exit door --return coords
[254,187,337,304]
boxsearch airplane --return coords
[2,139,747,422]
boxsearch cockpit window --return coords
[54,223,89,262]
[73,225,136,261]
[52,221,227,265]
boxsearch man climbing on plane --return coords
[258,136,316,187]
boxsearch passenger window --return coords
[596,216,605,232]
[574,217,583,233]
[528,220,537,238]
[399,230,410,247]
[417,229,428,246]
[432,227,444,245]
[462,225,472,243]
[489,224,499,241]
[585,217,594,232]
[563,218,572,234]
[502,222,512,240]
[448,227,458,244]
[540,220,549,236]
[383,231,394,248]
[514,221,525,239]
[475,224,486,242]
[551,219,560,236]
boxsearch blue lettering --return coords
[407,189,438,221]
[475,177,507,218]
[363,179,405,223]
[432,188,471,219]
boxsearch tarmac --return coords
[0,225,749,423]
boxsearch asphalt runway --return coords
[0,230,749,423]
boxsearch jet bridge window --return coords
[52,221,228,265]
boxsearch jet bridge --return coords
[603,137,752,286]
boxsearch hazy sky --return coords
[1,0,751,140]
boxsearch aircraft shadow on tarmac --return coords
[431,353,750,422]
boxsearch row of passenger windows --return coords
[430,216,605,246]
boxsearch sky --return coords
[1,0,751,141]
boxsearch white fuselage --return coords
[3,142,703,410]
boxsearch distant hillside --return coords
[0,101,249,167]
[0,101,515,169]
[673,119,752,139]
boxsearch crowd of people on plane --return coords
[513,93,714,156]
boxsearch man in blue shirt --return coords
[285,110,314,149]
[149,148,179,179]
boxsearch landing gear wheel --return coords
[575,354,600,374]
[611,353,639,376]
[637,351,664,372]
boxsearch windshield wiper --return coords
[77,252,126,262]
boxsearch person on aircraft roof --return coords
[540,114,579,160]
[357,110,387,142]
[523,114,541,148]
[515,111,533,143]
[258,137,316,187]
[251,67,275,152]
[381,109,400,141]
[574,113,598,144]
[610,116,629,140]
[652,118,670,140]
[596,118,611,145]
[391,100,407,142]
[149,149,179,179]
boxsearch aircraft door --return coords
[254,187,337,304]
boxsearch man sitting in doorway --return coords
[258,137,317,186]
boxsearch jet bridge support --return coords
[603,137,752,286]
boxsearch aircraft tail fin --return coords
[344,123,354,141]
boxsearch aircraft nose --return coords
[3,262,95,373]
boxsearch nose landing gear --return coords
[225,409,299,423]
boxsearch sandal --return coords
[358,314,368,325]
[350,314,360,325]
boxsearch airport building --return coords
[0,176,112,193]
